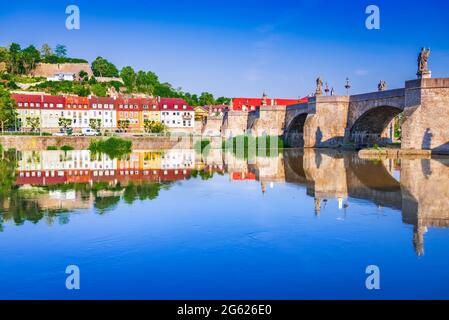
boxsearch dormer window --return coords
[163,105,167,109]
[183,105,187,109]
[174,105,178,109]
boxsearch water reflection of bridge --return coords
[280,149,449,256]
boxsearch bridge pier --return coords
[303,96,350,148]
[402,78,449,154]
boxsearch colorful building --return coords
[116,97,142,131]
[89,96,117,129]
[141,97,160,124]
[65,95,90,129]
[159,98,194,132]
[11,93,196,133]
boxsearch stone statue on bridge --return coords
[378,80,387,91]
[315,77,323,96]
[417,47,431,78]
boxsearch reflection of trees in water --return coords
[0,150,217,228]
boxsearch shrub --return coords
[88,137,132,159]
[60,145,74,151]
[194,139,211,155]
[46,146,58,150]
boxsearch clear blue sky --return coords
[1,0,448,98]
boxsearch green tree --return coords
[78,70,89,81]
[199,92,215,106]
[7,43,22,74]
[21,45,41,74]
[55,44,67,57]
[120,66,136,92]
[89,119,102,132]
[136,71,154,94]
[40,43,53,58]
[117,119,130,132]
[91,83,107,97]
[0,87,18,132]
[215,97,230,105]
[26,116,40,132]
[58,118,73,134]
[143,119,167,133]
[91,56,119,78]
[0,47,8,62]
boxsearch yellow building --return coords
[194,106,208,121]
[141,98,160,125]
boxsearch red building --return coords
[231,97,308,111]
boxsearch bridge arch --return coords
[349,105,403,146]
[284,112,308,147]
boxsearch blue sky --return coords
[1,0,449,98]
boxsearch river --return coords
[0,148,448,299]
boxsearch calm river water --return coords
[0,148,448,299]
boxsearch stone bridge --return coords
[247,77,449,154]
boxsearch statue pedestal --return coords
[417,71,432,79]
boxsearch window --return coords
[183,105,187,109]
[44,103,48,108]
[92,104,96,108]
[163,105,167,109]
[174,105,178,109]
[98,104,102,109]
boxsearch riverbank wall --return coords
[0,135,194,151]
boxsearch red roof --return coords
[12,93,66,108]
[12,93,43,104]
[159,98,193,111]
[232,97,308,111]
[90,96,116,104]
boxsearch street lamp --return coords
[344,77,351,96]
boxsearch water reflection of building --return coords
[16,150,195,186]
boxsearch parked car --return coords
[52,131,67,136]
[82,128,98,136]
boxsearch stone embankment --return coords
[358,148,432,159]
[0,135,194,151]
